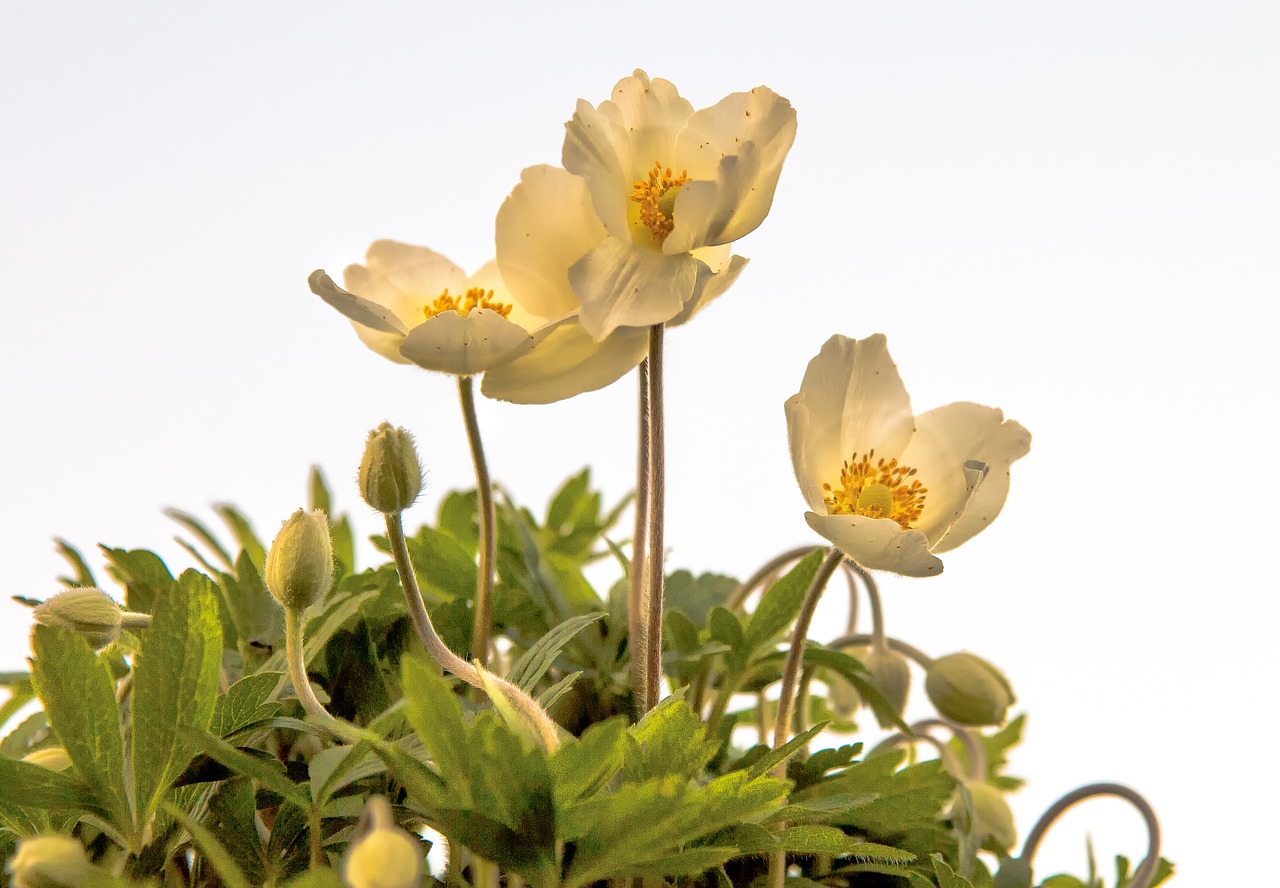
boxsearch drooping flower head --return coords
[786,334,1030,577]
[308,240,544,376]
[496,69,796,344]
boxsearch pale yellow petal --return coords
[398,309,533,376]
[667,254,748,329]
[362,240,466,302]
[463,259,548,334]
[784,394,828,512]
[563,70,694,241]
[568,237,698,340]
[496,165,608,321]
[806,513,943,578]
[308,269,411,365]
[480,317,650,404]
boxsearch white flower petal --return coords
[667,254,748,329]
[362,240,466,301]
[569,237,698,340]
[563,70,694,241]
[496,165,608,321]
[398,309,533,376]
[480,317,650,404]
[806,513,943,577]
[665,87,798,252]
[309,269,412,364]
[463,259,547,334]
[795,334,916,488]
[912,404,1031,553]
[784,395,827,512]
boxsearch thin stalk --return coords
[629,356,652,713]
[457,375,495,668]
[1018,783,1162,888]
[642,323,666,713]
[772,549,846,753]
[847,560,887,650]
[727,546,822,611]
[309,804,324,869]
[384,511,560,751]
[284,608,343,733]
[828,633,936,670]
[911,719,988,781]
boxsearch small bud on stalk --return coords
[858,644,912,727]
[32,588,124,649]
[359,422,423,514]
[6,834,91,888]
[925,652,1015,726]
[958,781,1017,850]
[265,509,333,611]
[342,796,424,888]
[21,747,72,773]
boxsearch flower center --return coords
[422,287,512,320]
[822,450,928,530]
[628,161,690,247]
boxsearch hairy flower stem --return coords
[848,560,888,651]
[384,512,561,751]
[642,323,667,713]
[629,356,652,714]
[283,608,343,733]
[458,375,495,668]
[1019,783,1162,888]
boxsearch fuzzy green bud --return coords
[32,588,123,650]
[925,652,1015,726]
[859,644,912,728]
[358,422,423,514]
[342,796,423,888]
[21,748,72,773]
[265,509,333,611]
[958,781,1017,850]
[6,834,91,888]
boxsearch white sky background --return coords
[2,0,1277,882]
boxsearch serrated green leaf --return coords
[664,570,739,628]
[164,509,235,571]
[218,550,283,653]
[742,550,824,655]
[624,697,719,782]
[53,538,98,588]
[181,728,309,808]
[100,546,175,614]
[132,570,223,827]
[619,846,740,878]
[801,754,954,839]
[210,672,285,738]
[213,503,265,571]
[29,626,131,834]
[508,613,603,693]
[548,716,627,808]
[779,826,913,861]
[746,723,827,779]
[0,757,93,813]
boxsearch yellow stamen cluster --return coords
[822,450,928,530]
[422,287,512,320]
[630,161,691,243]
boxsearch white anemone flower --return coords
[484,164,746,403]
[308,240,541,376]
[504,68,795,342]
[786,334,1030,577]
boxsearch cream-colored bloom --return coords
[786,334,1030,577]
[484,163,746,403]
[309,240,542,376]
[497,69,795,344]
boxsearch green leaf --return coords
[779,827,913,861]
[623,697,720,782]
[406,525,478,602]
[618,847,740,878]
[933,854,975,888]
[164,508,235,571]
[744,723,827,779]
[213,503,266,571]
[665,570,739,629]
[0,757,93,813]
[508,613,604,693]
[537,671,581,711]
[282,871,345,888]
[548,716,627,808]
[100,546,175,614]
[401,656,472,803]
[437,489,480,553]
[54,538,98,587]
[29,626,131,834]
[708,607,745,654]
[811,755,954,839]
[210,672,285,738]
[742,550,824,655]
[163,800,251,888]
[181,728,309,808]
[132,570,223,827]
[218,550,283,653]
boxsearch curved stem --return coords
[772,549,846,752]
[869,730,964,777]
[1019,783,1162,888]
[828,633,936,670]
[727,546,822,611]
[629,356,652,714]
[840,562,860,637]
[284,608,343,732]
[846,561,886,650]
[912,719,987,781]
[642,323,666,713]
[457,375,495,668]
[385,511,560,751]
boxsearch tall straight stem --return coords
[629,357,652,712]
[642,323,666,713]
[458,375,495,668]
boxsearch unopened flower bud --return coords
[993,858,1033,888]
[22,747,72,773]
[358,422,422,515]
[265,509,333,611]
[32,588,123,650]
[858,644,912,728]
[957,781,1017,850]
[6,834,91,888]
[925,652,1014,726]
[342,796,423,888]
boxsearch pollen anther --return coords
[823,450,928,530]
[422,287,512,320]
[629,160,691,243]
